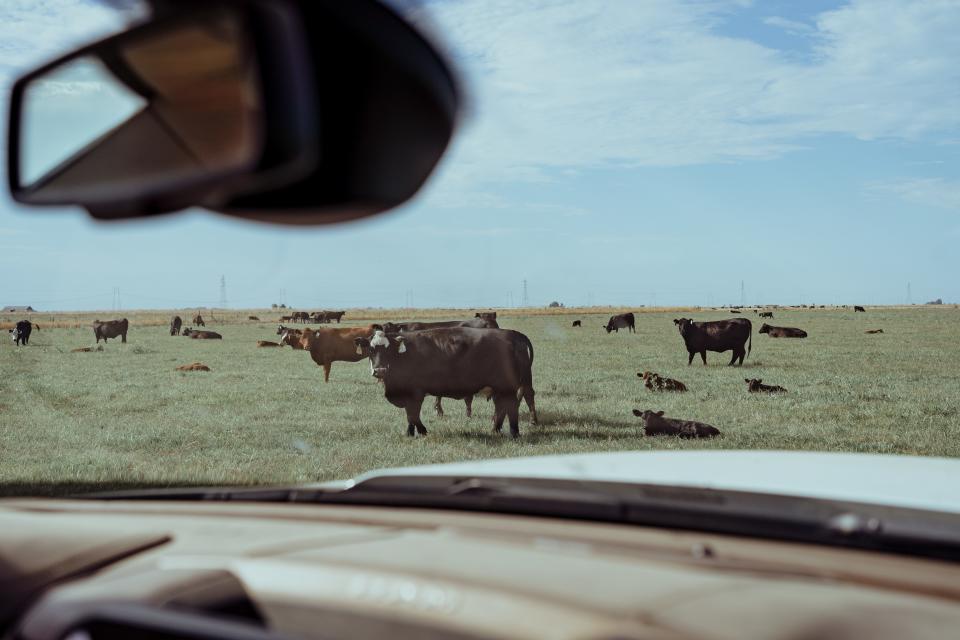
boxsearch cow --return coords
[730,310,741,314]
[170,315,182,336]
[176,362,211,371]
[637,371,687,392]
[759,311,774,318]
[9,320,33,345]
[184,329,222,339]
[380,316,499,332]
[327,311,346,323]
[294,311,311,324]
[572,320,581,327]
[309,312,328,324]
[631,410,721,438]
[93,318,128,344]
[280,315,294,322]
[604,312,635,334]
[475,311,497,325]
[759,323,807,338]
[673,318,751,366]
[257,340,281,347]
[854,306,866,312]
[355,328,537,437]
[287,325,380,382]
[248,316,260,321]
[865,329,884,334]
[193,314,205,327]
[745,378,787,393]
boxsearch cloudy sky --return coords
[2,0,959,310]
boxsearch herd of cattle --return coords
[7,305,882,439]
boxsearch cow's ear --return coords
[744,378,749,383]
[396,337,407,354]
[757,379,762,384]
[656,411,664,416]
[475,313,480,318]
[632,409,642,416]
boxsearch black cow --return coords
[854,306,866,312]
[604,312,635,333]
[380,316,499,332]
[759,311,774,318]
[631,409,721,438]
[9,320,33,345]
[93,318,128,344]
[193,314,206,327]
[185,329,222,339]
[673,317,751,366]
[327,311,346,323]
[572,320,581,327]
[355,328,537,437]
[170,315,182,336]
[759,323,807,338]
[745,378,787,393]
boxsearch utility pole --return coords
[219,275,228,308]
[740,280,745,307]
[907,282,912,305]
[508,291,514,308]
[522,279,529,307]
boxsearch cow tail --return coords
[747,327,752,358]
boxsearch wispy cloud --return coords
[763,16,814,35]
[866,178,960,210]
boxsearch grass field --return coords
[2,306,959,495]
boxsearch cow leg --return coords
[405,395,428,436]
[121,333,127,344]
[736,348,746,366]
[728,350,738,366]
[434,396,444,418]
[507,397,521,438]
[687,351,694,365]
[322,362,331,383]
[522,387,538,424]
[700,351,707,365]
[464,395,473,417]
[492,396,507,434]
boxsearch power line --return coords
[522,279,529,306]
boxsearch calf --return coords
[292,325,380,382]
[572,320,581,327]
[631,410,721,438]
[176,362,211,371]
[745,378,787,393]
[355,328,537,437]
[673,318,751,366]
[759,323,807,338]
[637,371,688,392]
[865,329,884,334]
[604,312,635,333]
[9,320,33,345]
[759,311,774,318]
[257,340,281,347]
[170,315,182,336]
[854,306,866,312]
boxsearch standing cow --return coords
[9,320,34,345]
[673,317,751,366]
[170,315,182,336]
[193,314,206,327]
[355,328,537,437]
[604,312,635,333]
[854,306,866,312]
[284,325,380,382]
[93,318,128,344]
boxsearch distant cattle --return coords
[257,340,281,347]
[170,315,182,336]
[176,362,211,371]
[292,311,310,323]
[248,316,260,321]
[631,410,721,438]
[759,323,807,338]
[854,306,866,312]
[638,371,687,392]
[355,328,537,437]
[673,317,751,366]
[309,312,328,324]
[284,325,380,382]
[745,378,787,393]
[865,329,884,334]
[604,312,635,334]
[572,320,581,327]
[759,311,774,318]
[193,314,205,326]
[327,311,346,323]
[9,320,33,345]
[183,328,222,339]
[730,310,741,314]
[379,316,499,333]
[280,315,294,322]
[93,318,128,344]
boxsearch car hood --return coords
[350,450,960,514]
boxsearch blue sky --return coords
[2,0,959,310]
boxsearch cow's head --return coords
[632,409,665,420]
[276,324,289,336]
[354,330,406,379]
[380,322,401,333]
[475,312,498,328]
[745,378,763,391]
[673,318,693,336]
[637,371,653,381]
[759,323,771,334]
[182,328,193,336]
[8,328,17,341]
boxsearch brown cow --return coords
[170,315,182,336]
[182,328,222,339]
[257,340,281,347]
[93,318,128,343]
[176,362,211,371]
[193,314,205,327]
[631,409,721,438]
[865,329,884,334]
[745,378,787,393]
[248,316,260,321]
[287,325,380,382]
[638,371,688,392]
[759,323,807,338]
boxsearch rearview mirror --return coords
[8,7,264,211]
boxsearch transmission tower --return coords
[907,282,912,305]
[522,279,529,307]
[740,280,745,306]
[219,275,228,307]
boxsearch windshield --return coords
[1,0,958,497]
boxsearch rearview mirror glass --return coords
[10,9,263,206]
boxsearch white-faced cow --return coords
[93,318,128,344]
[355,328,537,438]
[631,409,721,438]
[9,320,34,345]
[673,317,751,366]
[758,323,807,338]
[604,312,635,333]
[170,315,182,336]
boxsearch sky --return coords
[1,0,959,311]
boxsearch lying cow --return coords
[248,316,260,321]
[183,328,222,339]
[745,378,787,393]
[170,315,182,336]
[257,340,281,347]
[638,371,687,392]
[631,409,721,438]
[9,320,34,345]
[865,329,884,334]
[93,318,128,344]
[604,312,635,334]
[286,325,380,382]
[572,320,581,327]
[854,306,866,312]
[355,328,537,437]
[730,310,741,314]
[193,314,205,326]
[673,318,751,366]
[759,323,807,338]
[759,311,774,318]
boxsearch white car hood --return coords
[355,451,960,514]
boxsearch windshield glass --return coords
[1,0,958,497]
